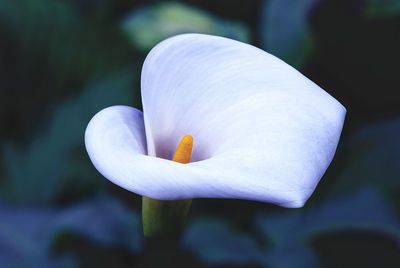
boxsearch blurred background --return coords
[1,0,399,267]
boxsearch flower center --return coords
[172,135,193,164]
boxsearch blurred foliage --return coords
[305,0,400,126]
[182,219,266,266]
[0,0,133,139]
[259,0,317,67]
[365,0,400,17]
[256,187,399,268]
[1,71,136,203]
[325,118,400,203]
[121,2,250,51]
[0,195,141,268]
[183,188,399,268]
[0,0,400,267]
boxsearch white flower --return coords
[85,34,346,208]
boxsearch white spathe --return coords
[85,34,346,208]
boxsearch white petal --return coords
[86,34,345,208]
[139,34,345,207]
[85,106,147,194]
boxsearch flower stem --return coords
[142,197,192,238]
[142,135,193,239]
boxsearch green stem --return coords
[142,197,192,239]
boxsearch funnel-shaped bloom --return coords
[85,34,345,208]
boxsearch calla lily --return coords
[85,33,345,208]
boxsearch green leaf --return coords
[365,0,400,18]
[1,70,136,203]
[0,195,141,268]
[259,0,317,67]
[121,2,250,51]
[328,118,400,199]
[256,188,400,267]
[182,217,318,268]
[182,218,266,266]
[0,0,132,134]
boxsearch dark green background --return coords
[1,0,399,267]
